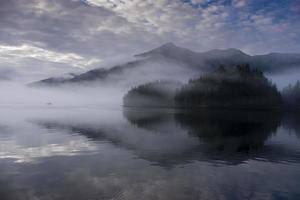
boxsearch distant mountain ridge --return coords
[30,43,300,86]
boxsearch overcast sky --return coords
[0,0,299,82]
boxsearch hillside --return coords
[30,43,300,87]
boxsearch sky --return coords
[0,0,299,82]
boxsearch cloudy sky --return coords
[0,0,299,81]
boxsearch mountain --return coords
[135,43,252,71]
[30,43,300,87]
[136,42,203,66]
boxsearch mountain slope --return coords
[30,43,300,87]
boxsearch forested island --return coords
[175,65,281,109]
[123,64,297,110]
[123,80,182,108]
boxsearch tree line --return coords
[123,64,300,110]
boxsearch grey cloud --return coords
[0,0,299,81]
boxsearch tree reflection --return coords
[33,109,300,166]
[175,110,281,155]
[123,109,300,165]
[123,108,179,134]
[282,112,300,137]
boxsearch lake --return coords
[0,107,300,200]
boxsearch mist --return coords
[267,67,300,90]
[0,54,299,108]
[0,56,204,108]
[115,60,200,86]
[0,81,124,107]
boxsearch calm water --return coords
[0,107,300,200]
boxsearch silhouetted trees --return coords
[123,80,182,107]
[175,64,282,109]
[282,81,300,109]
[123,64,284,110]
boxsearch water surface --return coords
[0,107,300,200]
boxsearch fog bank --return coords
[0,81,125,108]
[267,67,300,90]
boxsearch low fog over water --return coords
[0,82,124,107]
[0,57,201,107]
[0,58,299,108]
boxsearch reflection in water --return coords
[34,109,300,166]
[0,108,300,199]
[124,109,300,165]
[283,112,300,136]
[175,110,281,163]
[123,109,178,133]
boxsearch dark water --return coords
[0,107,300,200]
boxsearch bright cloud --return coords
[0,0,299,81]
[0,44,101,69]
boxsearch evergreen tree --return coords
[175,64,282,109]
[282,81,300,109]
